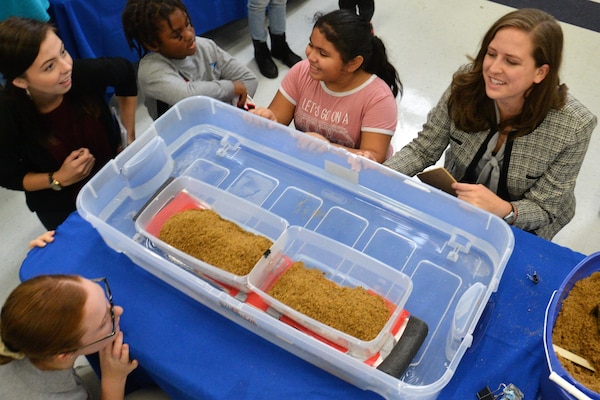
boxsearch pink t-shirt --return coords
[280,59,397,150]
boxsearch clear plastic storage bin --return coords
[77,96,514,400]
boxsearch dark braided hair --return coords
[122,0,192,58]
[314,10,402,98]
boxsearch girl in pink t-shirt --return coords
[252,9,401,163]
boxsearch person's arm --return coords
[21,171,56,191]
[451,182,513,218]
[104,59,137,144]
[384,85,454,175]
[116,96,137,144]
[340,80,397,163]
[140,56,235,106]
[341,131,392,163]
[72,58,137,145]
[250,90,296,125]
[0,98,31,191]
[266,90,296,125]
[450,97,597,236]
[450,119,592,231]
[99,331,138,400]
[139,39,256,107]
[214,43,259,99]
[22,148,96,191]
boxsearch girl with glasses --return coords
[0,275,137,399]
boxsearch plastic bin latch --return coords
[445,233,472,262]
[216,135,240,158]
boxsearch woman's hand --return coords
[29,230,55,249]
[352,149,377,162]
[54,148,96,187]
[353,131,391,163]
[99,331,138,378]
[99,331,138,399]
[250,107,278,121]
[303,131,329,142]
[452,182,512,217]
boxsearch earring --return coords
[25,87,31,97]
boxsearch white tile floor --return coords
[0,0,599,392]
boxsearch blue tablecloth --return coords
[48,0,248,61]
[20,212,584,399]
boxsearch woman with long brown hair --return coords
[385,8,596,240]
[0,17,137,230]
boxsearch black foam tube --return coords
[376,316,429,378]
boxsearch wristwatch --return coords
[503,203,516,225]
[48,172,62,191]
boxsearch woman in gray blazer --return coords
[384,8,597,240]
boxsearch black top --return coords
[0,57,136,213]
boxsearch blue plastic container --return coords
[542,252,600,399]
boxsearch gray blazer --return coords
[385,84,597,240]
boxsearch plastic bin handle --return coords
[121,137,174,200]
[542,290,557,369]
[548,372,592,400]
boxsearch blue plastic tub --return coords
[542,252,600,399]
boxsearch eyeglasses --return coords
[75,277,116,351]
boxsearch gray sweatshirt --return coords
[138,36,258,119]
[0,358,88,400]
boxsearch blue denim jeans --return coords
[248,0,287,42]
